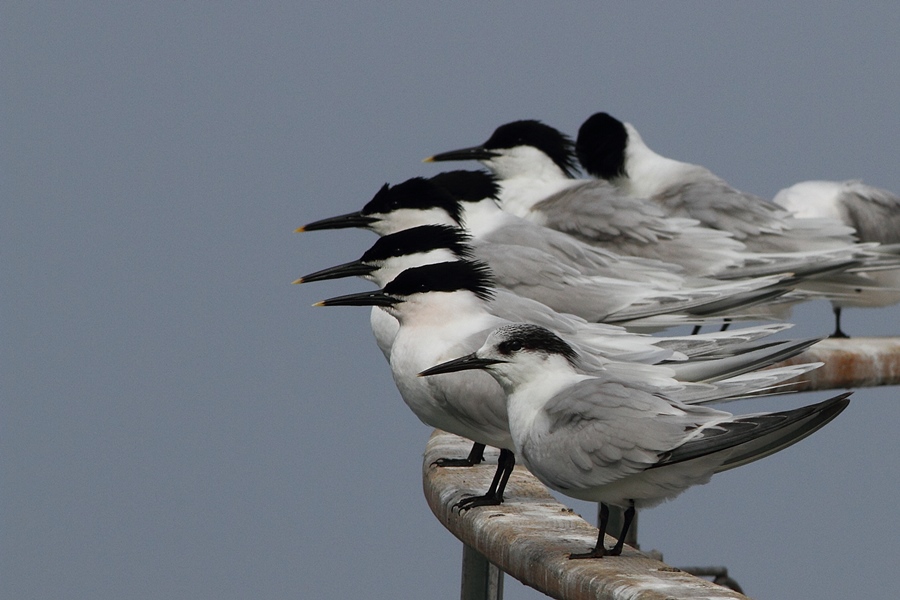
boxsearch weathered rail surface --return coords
[775,336,900,390]
[424,431,751,600]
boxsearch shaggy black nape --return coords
[430,170,501,203]
[382,260,496,301]
[360,177,464,224]
[360,225,473,262]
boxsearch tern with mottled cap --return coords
[420,323,850,558]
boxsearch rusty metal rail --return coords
[423,337,900,600]
[774,336,900,390]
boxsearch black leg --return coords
[468,443,486,464]
[691,325,702,336]
[570,503,611,559]
[719,318,731,332]
[433,442,486,467]
[607,504,635,556]
[455,449,515,511]
[830,306,849,338]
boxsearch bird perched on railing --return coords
[774,179,900,336]
[574,112,900,336]
[420,323,851,558]
[313,260,823,510]
[774,180,900,245]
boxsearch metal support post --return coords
[461,543,503,600]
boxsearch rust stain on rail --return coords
[776,337,900,390]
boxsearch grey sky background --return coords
[4,3,899,599]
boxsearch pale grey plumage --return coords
[472,239,792,323]
[470,214,688,286]
[577,115,859,254]
[649,177,858,253]
[774,179,900,245]
[529,180,749,275]
[422,324,849,513]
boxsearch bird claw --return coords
[453,494,503,512]
[569,542,624,559]
[568,548,608,559]
[432,457,478,467]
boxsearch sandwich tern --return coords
[425,125,883,284]
[575,113,900,329]
[315,261,823,508]
[421,121,900,328]
[420,323,850,557]
[297,223,801,330]
[298,173,856,319]
[575,112,858,253]
[774,179,900,336]
[774,180,900,243]
[425,122,751,275]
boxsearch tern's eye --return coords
[498,340,523,354]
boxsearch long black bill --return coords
[418,353,505,377]
[424,146,499,163]
[294,260,377,284]
[296,211,377,232]
[314,289,400,308]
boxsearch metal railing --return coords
[423,431,751,600]
[422,337,900,600]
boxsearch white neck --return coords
[459,199,509,237]
[370,207,459,235]
[483,146,569,180]
[392,290,496,330]
[372,249,459,287]
[496,177,582,218]
[498,356,591,445]
[617,122,705,198]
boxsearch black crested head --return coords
[360,178,464,224]
[359,225,474,263]
[429,170,501,204]
[382,260,495,301]
[493,324,578,365]
[576,112,629,180]
[482,120,578,178]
